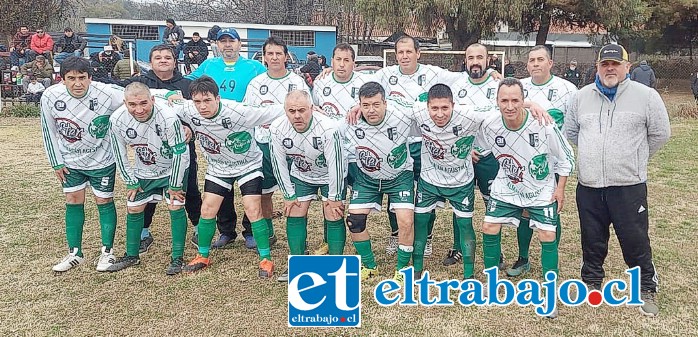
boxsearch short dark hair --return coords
[60,56,92,78]
[396,35,420,51]
[20,25,28,30]
[428,84,453,103]
[149,44,176,61]
[498,77,525,99]
[332,43,355,60]
[528,45,552,60]
[190,76,219,98]
[263,36,288,55]
[358,82,385,101]
[193,32,200,37]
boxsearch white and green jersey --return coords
[269,112,345,201]
[244,71,310,143]
[481,110,575,207]
[413,103,484,187]
[347,101,416,180]
[521,75,578,130]
[175,99,284,178]
[41,82,125,170]
[109,102,189,190]
[451,73,501,156]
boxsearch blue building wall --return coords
[84,23,112,55]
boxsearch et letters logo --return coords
[288,256,361,327]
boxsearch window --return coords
[112,25,160,40]
[269,30,315,47]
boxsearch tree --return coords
[0,0,79,46]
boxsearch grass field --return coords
[1,92,697,336]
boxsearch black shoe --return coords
[190,233,199,248]
[442,249,463,266]
[211,234,235,249]
[586,282,602,291]
[269,235,278,246]
[139,233,154,254]
[166,257,184,275]
[106,254,140,272]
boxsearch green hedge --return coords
[6,104,41,118]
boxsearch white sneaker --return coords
[95,246,116,272]
[53,248,84,272]
[424,238,433,257]
[385,235,398,255]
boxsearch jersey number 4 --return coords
[219,80,236,92]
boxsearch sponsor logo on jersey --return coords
[89,99,97,111]
[283,138,294,149]
[312,137,323,150]
[357,146,381,172]
[354,128,365,139]
[321,102,340,118]
[387,127,398,141]
[389,76,398,85]
[89,115,110,139]
[133,144,157,165]
[323,87,331,96]
[418,74,426,86]
[225,131,252,154]
[498,154,524,184]
[547,89,558,101]
[486,88,496,99]
[196,132,221,154]
[523,89,529,98]
[495,136,506,147]
[126,128,138,139]
[260,85,268,95]
[387,143,408,169]
[54,100,67,111]
[222,117,233,129]
[528,153,549,180]
[351,87,358,98]
[458,89,467,98]
[160,142,173,159]
[529,133,539,147]
[288,84,298,92]
[452,125,463,136]
[388,91,405,98]
[289,154,312,172]
[417,92,428,102]
[191,117,201,126]
[451,136,475,159]
[155,124,162,137]
[420,124,431,132]
[55,118,83,143]
[422,134,444,160]
[315,153,327,168]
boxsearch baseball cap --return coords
[216,28,240,41]
[598,44,628,63]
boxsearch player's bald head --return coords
[124,82,152,98]
[285,90,312,109]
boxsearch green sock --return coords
[556,221,562,244]
[326,219,346,255]
[266,218,275,238]
[197,217,216,258]
[169,208,187,259]
[65,204,85,257]
[541,240,559,279]
[451,213,461,251]
[427,210,436,238]
[517,218,533,259]
[482,232,502,270]
[286,217,308,255]
[126,212,144,257]
[252,218,271,260]
[388,210,399,235]
[353,239,376,269]
[97,201,117,250]
[457,217,475,278]
[396,245,413,270]
[413,212,430,272]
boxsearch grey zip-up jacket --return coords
[564,79,670,188]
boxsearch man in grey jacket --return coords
[163,18,185,60]
[630,60,657,88]
[565,44,670,317]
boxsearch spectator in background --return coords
[563,60,581,87]
[10,25,33,67]
[91,45,120,78]
[631,60,657,88]
[318,55,329,69]
[163,18,185,60]
[27,28,54,63]
[54,27,87,65]
[112,51,136,79]
[184,32,209,73]
[487,53,502,73]
[207,25,221,57]
[110,35,125,54]
[503,58,516,77]
[25,77,46,102]
[300,53,322,81]
[691,72,698,103]
[20,55,53,90]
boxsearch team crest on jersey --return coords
[288,84,297,92]
[283,138,294,149]
[458,89,467,98]
[452,125,463,136]
[54,100,67,111]
[196,132,221,154]
[225,131,252,154]
[222,117,233,129]
[389,76,398,85]
[529,133,539,147]
[495,136,506,147]
[351,87,358,98]
[323,87,331,96]
[55,118,83,143]
[422,135,445,160]
[418,74,426,86]
[312,137,323,150]
[387,143,408,169]
[387,127,398,141]
[126,128,138,139]
[191,117,201,126]
[134,144,157,165]
[529,154,550,180]
[357,146,381,172]
[89,115,110,139]
[354,128,365,139]
[289,154,312,172]
[420,124,431,132]
[260,85,268,95]
[315,153,327,168]
[498,154,524,184]
[451,136,475,159]
[160,143,173,159]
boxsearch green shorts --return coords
[415,178,475,218]
[484,198,560,232]
[292,176,346,202]
[474,152,499,198]
[62,163,116,198]
[258,142,279,194]
[128,169,190,207]
[349,170,414,213]
[346,162,359,188]
[410,142,422,181]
